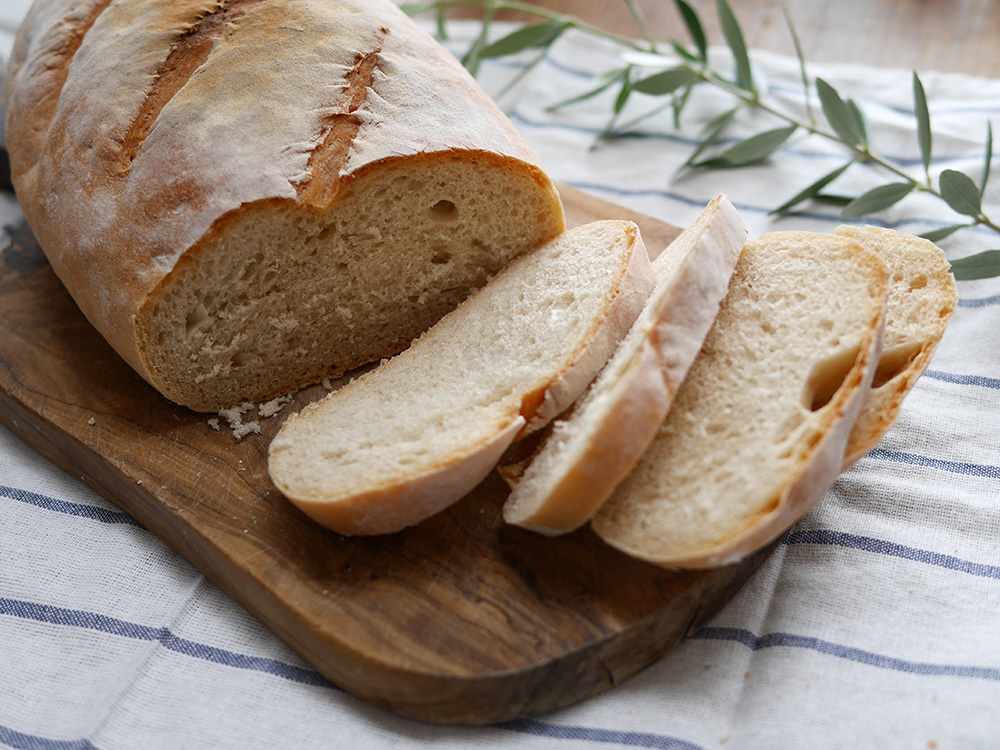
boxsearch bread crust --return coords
[6,0,563,409]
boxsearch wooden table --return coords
[452,0,1000,78]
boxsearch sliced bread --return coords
[501,195,747,534]
[833,226,957,466]
[592,232,889,568]
[268,221,654,536]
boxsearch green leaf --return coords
[479,20,567,58]
[613,69,633,115]
[919,224,973,243]
[981,120,993,197]
[669,41,701,63]
[840,182,915,218]
[632,68,695,96]
[461,9,494,76]
[673,80,694,129]
[940,169,983,217]
[547,68,628,111]
[695,124,797,168]
[770,161,853,215]
[816,78,864,147]
[434,8,448,42]
[949,249,1000,280]
[847,99,868,147]
[621,50,677,68]
[675,0,708,63]
[782,8,812,122]
[677,106,740,173]
[399,2,438,17]
[913,72,932,176]
[716,0,754,92]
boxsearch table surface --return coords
[452,0,1000,78]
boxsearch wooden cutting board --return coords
[0,184,773,725]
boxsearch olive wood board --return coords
[0,184,773,725]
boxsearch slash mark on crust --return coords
[115,0,266,173]
[296,31,387,209]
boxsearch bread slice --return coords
[833,226,957,466]
[268,221,654,536]
[6,0,565,411]
[501,195,747,534]
[592,232,889,569]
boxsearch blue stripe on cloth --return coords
[865,449,1000,479]
[690,627,1000,681]
[0,598,333,689]
[0,724,99,750]
[0,485,142,527]
[958,293,1000,308]
[923,370,1000,389]
[500,719,704,750]
[782,529,1000,580]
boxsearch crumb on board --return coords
[258,394,293,418]
[321,378,333,391]
[87,417,96,426]
[214,394,292,439]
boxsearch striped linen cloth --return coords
[2,11,999,750]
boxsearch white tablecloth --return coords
[2,9,999,750]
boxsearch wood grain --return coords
[449,0,1000,78]
[0,189,772,724]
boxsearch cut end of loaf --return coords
[138,152,564,411]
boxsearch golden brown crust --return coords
[7,0,563,407]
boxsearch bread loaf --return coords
[592,232,889,568]
[501,196,747,534]
[268,221,653,536]
[5,0,565,411]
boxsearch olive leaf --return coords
[547,67,629,111]
[676,106,741,174]
[919,224,973,243]
[675,0,708,63]
[695,124,797,168]
[479,20,568,58]
[771,161,853,215]
[939,169,983,217]
[948,249,1000,281]
[632,68,695,96]
[840,182,914,218]
[461,8,495,76]
[816,78,865,147]
[981,121,993,197]
[913,72,932,178]
[716,0,753,92]
[782,9,813,122]
[847,99,868,147]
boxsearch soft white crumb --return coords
[87,417,96,426]
[258,394,292,418]
[232,421,261,440]
[321,378,333,391]
[207,418,220,431]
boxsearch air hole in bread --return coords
[428,200,458,221]
[232,351,251,368]
[185,304,211,337]
[803,344,860,412]
[871,342,921,388]
[431,252,451,265]
[909,274,928,290]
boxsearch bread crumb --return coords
[207,418,220,431]
[258,394,293,418]
[87,417,96,426]
[321,378,334,391]
[217,402,259,440]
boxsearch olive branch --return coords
[402,0,1000,280]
